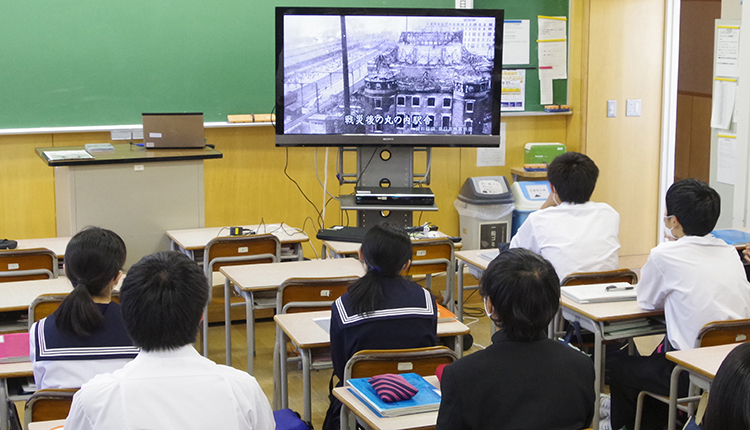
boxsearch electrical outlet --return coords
[626,99,642,117]
[607,100,617,118]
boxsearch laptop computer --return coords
[142,113,205,149]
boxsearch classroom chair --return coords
[202,234,280,358]
[274,276,358,416]
[634,318,750,430]
[28,292,121,329]
[0,248,58,283]
[405,238,455,310]
[340,346,458,430]
[24,388,78,430]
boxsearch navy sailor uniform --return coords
[30,302,139,389]
[330,278,438,382]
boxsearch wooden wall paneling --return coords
[585,0,665,256]
[0,134,57,238]
[567,0,589,152]
[689,95,713,182]
[675,93,694,181]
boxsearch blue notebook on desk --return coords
[711,229,750,245]
[346,373,441,417]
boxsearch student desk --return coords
[560,297,666,429]
[333,375,441,430]
[167,223,309,263]
[274,310,470,424]
[0,362,33,430]
[14,237,70,261]
[665,343,739,430]
[219,258,365,373]
[454,249,495,322]
[28,420,65,430]
[321,231,459,260]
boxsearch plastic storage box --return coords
[454,176,514,250]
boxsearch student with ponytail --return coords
[30,227,139,389]
[324,222,438,429]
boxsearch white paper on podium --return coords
[711,78,737,130]
[503,20,530,65]
[717,134,737,185]
[501,69,526,111]
[477,123,506,167]
[716,25,741,78]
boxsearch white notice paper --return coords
[716,25,741,78]
[501,70,526,111]
[502,20,530,65]
[717,134,737,185]
[540,78,553,105]
[538,16,567,40]
[711,78,737,130]
[477,122,506,167]
[538,41,567,80]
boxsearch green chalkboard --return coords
[1,0,567,129]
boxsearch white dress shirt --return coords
[510,201,620,280]
[637,234,750,351]
[66,345,275,430]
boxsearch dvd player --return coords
[355,187,435,206]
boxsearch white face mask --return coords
[484,298,493,319]
[664,215,678,240]
[552,193,560,206]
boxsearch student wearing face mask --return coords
[509,152,620,281]
[608,178,750,430]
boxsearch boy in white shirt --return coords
[609,179,750,430]
[510,151,620,280]
[66,251,275,430]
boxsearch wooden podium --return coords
[36,144,222,268]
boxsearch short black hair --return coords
[665,178,720,236]
[547,152,599,203]
[703,342,750,430]
[120,251,208,351]
[479,248,560,341]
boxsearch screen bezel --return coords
[275,7,504,148]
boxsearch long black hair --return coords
[703,342,750,430]
[54,227,127,337]
[347,222,412,315]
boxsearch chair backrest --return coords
[405,238,455,277]
[343,346,458,382]
[560,268,639,286]
[277,276,358,314]
[696,318,750,348]
[28,292,121,328]
[24,388,79,428]
[204,234,281,285]
[0,248,58,283]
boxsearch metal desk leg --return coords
[1,378,8,430]
[202,303,209,357]
[272,325,282,410]
[321,244,328,260]
[280,332,289,409]
[454,335,463,357]
[456,260,465,321]
[668,365,685,430]
[245,292,255,375]
[592,324,603,430]
[225,278,232,366]
[301,349,312,423]
[294,243,304,261]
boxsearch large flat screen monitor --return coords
[275,7,504,147]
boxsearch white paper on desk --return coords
[716,25,741,78]
[538,16,567,40]
[717,134,737,185]
[477,123,505,167]
[314,317,331,334]
[711,79,737,130]
[502,20,530,65]
[501,70,525,111]
[538,41,567,80]
[43,150,94,161]
[540,78,553,105]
